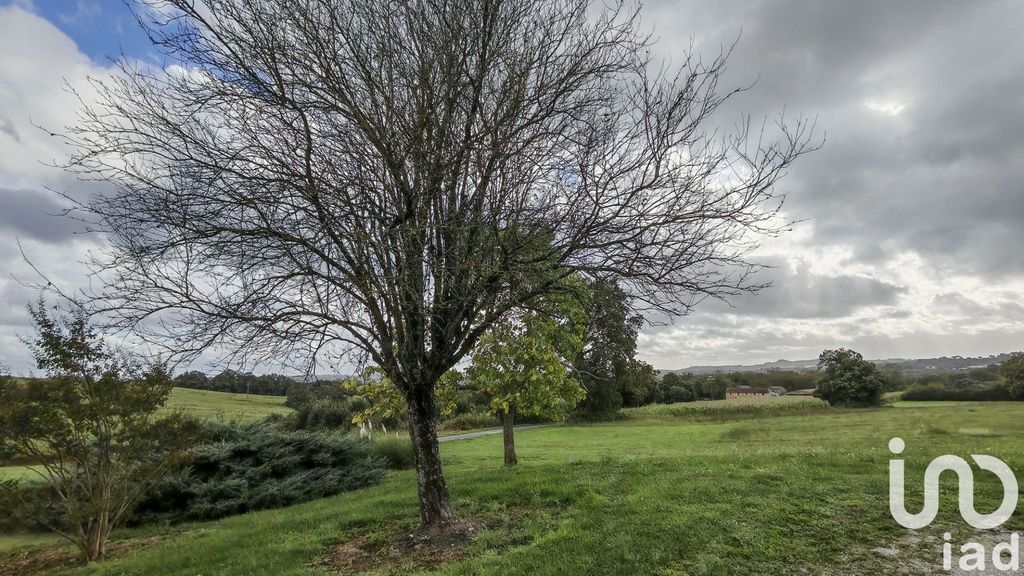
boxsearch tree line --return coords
[172,370,295,396]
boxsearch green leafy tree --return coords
[0,301,194,562]
[345,367,459,437]
[469,300,585,466]
[574,279,644,418]
[173,370,209,390]
[210,369,247,393]
[813,348,884,407]
[619,359,659,407]
[1001,352,1024,400]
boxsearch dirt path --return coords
[438,425,546,443]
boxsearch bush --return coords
[667,385,695,403]
[285,380,350,408]
[901,383,1012,401]
[1002,352,1024,400]
[441,412,500,431]
[0,480,64,533]
[293,397,367,431]
[134,423,385,523]
[369,435,415,469]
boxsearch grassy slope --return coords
[0,465,38,483]
[43,401,1024,576]
[162,386,292,423]
[0,388,292,489]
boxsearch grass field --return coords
[162,386,292,423]
[622,394,830,420]
[0,389,292,489]
[7,399,1020,575]
[0,465,39,483]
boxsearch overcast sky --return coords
[1,0,1023,373]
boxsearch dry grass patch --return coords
[314,516,494,574]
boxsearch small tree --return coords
[813,348,884,407]
[345,367,459,438]
[469,300,585,466]
[1001,352,1024,400]
[0,301,193,562]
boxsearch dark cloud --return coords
[0,117,20,143]
[2,3,1024,371]
[648,0,1024,278]
[704,261,905,319]
[931,291,1024,322]
[0,281,33,328]
[0,187,90,243]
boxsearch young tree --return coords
[62,0,814,526]
[1001,352,1024,400]
[813,348,884,407]
[345,367,459,438]
[0,301,193,562]
[469,302,585,466]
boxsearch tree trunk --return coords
[84,522,105,562]
[502,407,518,466]
[406,390,455,528]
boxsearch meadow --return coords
[161,386,293,423]
[621,394,829,420]
[3,398,1022,575]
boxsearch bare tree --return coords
[60,0,815,527]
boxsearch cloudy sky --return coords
[1,0,1022,373]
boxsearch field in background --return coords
[0,465,38,483]
[0,388,294,488]
[623,394,829,420]
[6,400,1022,575]
[162,386,292,423]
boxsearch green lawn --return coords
[162,386,292,423]
[11,401,1024,575]
[0,465,40,483]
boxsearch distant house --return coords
[726,386,771,398]
[770,386,787,396]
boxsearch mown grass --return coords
[622,395,830,420]
[0,465,39,483]
[162,386,292,423]
[8,401,1015,576]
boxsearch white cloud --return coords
[864,97,906,116]
[0,5,116,372]
[57,1,102,25]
